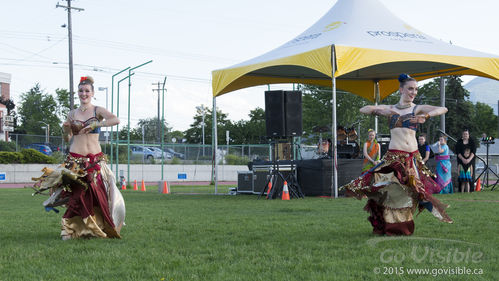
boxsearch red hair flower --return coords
[80,76,88,83]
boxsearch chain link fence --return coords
[4,133,498,179]
[5,133,272,165]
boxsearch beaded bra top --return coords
[389,105,418,131]
[69,106,101,135]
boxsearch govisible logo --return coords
[324,21,345,32]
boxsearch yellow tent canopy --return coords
[212,0,499,101]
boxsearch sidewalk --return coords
[0,181,237,189]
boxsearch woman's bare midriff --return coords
[388,128,418,152]
[70,134,102,155]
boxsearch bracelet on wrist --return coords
[424,113,430,120]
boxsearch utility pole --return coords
[152,81,165,143]
[56,0,84,110]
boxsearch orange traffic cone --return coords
[476,178,482,192]
[133,180,138,191]
[121,178,126,190]
[282,181,290,200]
[162,181,170,194]
[266,181,273,198]
[141,180,146,192]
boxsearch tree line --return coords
[4,76,497,146]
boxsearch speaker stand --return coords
[475,141,499,190]
[258,138,304,199]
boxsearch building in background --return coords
[0,72,12,142]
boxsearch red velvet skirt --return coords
[60,152,121,238]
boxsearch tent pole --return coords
[374,81,380,133]
[213,96,218,194]
[331,45,338,199]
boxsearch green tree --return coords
[118,125,142,143]
[136,117,171,143]
[227,107,266,144]
[55,88,72,121]
[116,118,172,144]
[245,107,266,143]
[16,84,61,136]
[301,84,384,143]
[472,102,498,138]
[417,76,475,142]
[168,130,185,143]
[301,85,333,136]
[0,97,15,115]
[184,106,232,145]
[0,97,18,131]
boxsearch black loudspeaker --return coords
[377,134,391,158]
[265,90,302,137]
[265,91,286,137]
[237,171,253,193]
[284,92,302,136]
[297,159,363,196]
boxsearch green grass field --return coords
[1,186,498,281]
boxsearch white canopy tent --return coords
[211,0,499,196]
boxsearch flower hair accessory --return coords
[398,73,411,82]
[79,76,94,85]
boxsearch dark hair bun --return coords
[398,73,410,82]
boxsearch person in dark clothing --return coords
[417,133,431,165]
[454,129,476,192]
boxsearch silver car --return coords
[130,145,160,162]
[147,147,173,159]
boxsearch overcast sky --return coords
[1,0,498,131]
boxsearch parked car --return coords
[147,147,173,159]
[130,145,166,161]
[23,144,53,156]
[32,143,61,153]
[130,145,156,162]
[164,148,185,159]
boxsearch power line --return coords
[0,30,237,64]
[56,0,84,109]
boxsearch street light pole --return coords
[196,105,206,157]
[39,121,49,143]
[98,87,109,112]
